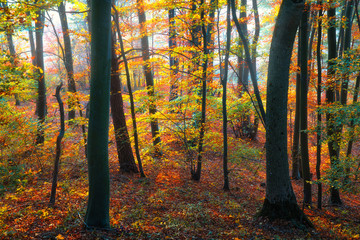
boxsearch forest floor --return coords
[1,123,360,239]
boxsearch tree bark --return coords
[85,0,111,228]
[58,1,77,121]
[50,82,65,206]
[110,31,138,174]
[114,7,145,177]
[136,0,161,156]
[230,0,265,127]
[169,8,179,101]
[299,4,312,206]
[222,0,231,191]
[191,0,209,181]
[316,0,323,209]
[327,0,342,205]
[35,9,46,145]
[257,0,311,227]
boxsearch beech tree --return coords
[258,0,311,226]
[35,8,46,145]
[110,29,138,174]
[136,0,161,156]
[58,1,77,121]
[85,0,111,228]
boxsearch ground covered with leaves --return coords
[1,128,360,240]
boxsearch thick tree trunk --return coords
[85,0,111,228]
[58,1,77,121]
[258,0,311,227]
[136,0,161,156]
[327,1,342,206]
[35,9,47,145]
[110,32,138,174]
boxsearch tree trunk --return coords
[50,83,65,206]
[110,32,138,174]
[191,0,209,181]
[299,4,312,206]
[58,1,77,121]
[230,0,265,127]
[5,24,20,106]
[316,0,323,209]
[85,0,111,228]
[35,9,46,145]
[169,8,179,101]
[222,0,231,191]
[136,0,161,156]
[327,0,342,206]
[341,0,354,186]
[114,7,146,177]
[291,34,301,180]
[257,0,311,227]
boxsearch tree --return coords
[257,0,311,226]
[222,0,231,191]
[299,3,311,206]
[136,0,161,156]
[58,1,77,121]
[326,0,342,206]
[190,0,215,181]
[35,8,46,145]
[230,0,266,127]
[85,0,111,228]
[113,5,145,177]
[169,6,178,101]
[316,0,323,209]
[110,29,138,174]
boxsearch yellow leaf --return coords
[56,234,65,240]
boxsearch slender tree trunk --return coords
[257,0,311,227]
[28,16,36,66]
[316,0,323,209]
[58,1,77,121]
[50,83,65,206]
[114,7,145,177]
[346,75,360,159]
[169,8,179,101]
[299,4,312,206]
[250,0,260,140]
[239,0,249,90]
[5,24,20,106]
[110,31,138,174]
[35,9,46,145]
[85,0,111,228]
[136,0,161,156]
[341,0,354,184]
[191,0,209,181]
[327,0,342,205]
[292,34,301,180]
[222,0,231,191]
[230,0,265,127]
